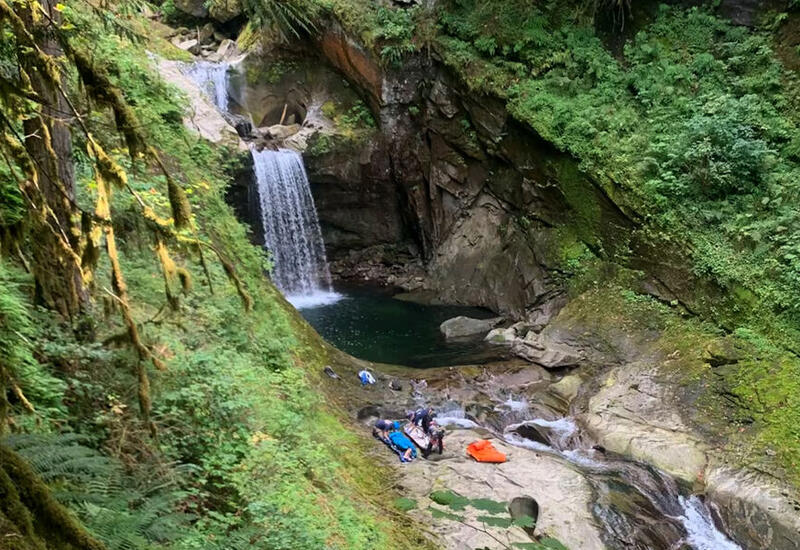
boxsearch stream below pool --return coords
[423,393,743,550]
[300,285,744,550]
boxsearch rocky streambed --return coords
[321,297,800,550]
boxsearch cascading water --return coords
[434,402,478,428]
[180,59,337,308]
[251,148,338,307]
[182,61,230,112]
[500,414,742,550]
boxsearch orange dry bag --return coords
[466,439,507,463]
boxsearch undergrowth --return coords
[0,3,420,548]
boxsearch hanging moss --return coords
[87,139,127,190]
[155,237,180,309]
[176,267,192,293]
[69,47,146,159]
[167,177,193,230]
[1,133,35,180]
[0,0,61,87]
[221,256,253,311]
[79,211,100,276]
[0,367,8,436]
[136,361,156,439]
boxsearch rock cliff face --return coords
[299,27,735,324]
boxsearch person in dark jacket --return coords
[373,419,394,440]
[412,406,435,434]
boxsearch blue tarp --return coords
[388,431,417,459]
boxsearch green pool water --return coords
[298,285,508,368]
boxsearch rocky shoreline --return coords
[322,290,800,550]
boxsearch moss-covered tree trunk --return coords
[19,0,87,318]
[0,445,107,550]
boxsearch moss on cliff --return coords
[563,282,800,488]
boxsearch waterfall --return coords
[179,60,336,307]
[182,61,230,112]
[252,148,338,307]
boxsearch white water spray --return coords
[435,403,478,429]
[182,61,230,112]
[675,496,741,550]
[496,393,529,413]
[251,148,338,307]
[529,417,577,448]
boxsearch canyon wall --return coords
[300,28,735,323]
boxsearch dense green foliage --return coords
[301,1,800,341]
[0,3,418,548]
[427,2,800,477]
[239,0,318,41]
[291,0,800,485]
[437,2,800,334]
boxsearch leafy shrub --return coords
[375,7,416,66]
[240,0,318,41]
[647,100,773,198]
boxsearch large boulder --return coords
[216,38,237,59]
[266,123,301,140]
[208,0,242,23]
[400,430,606,550]
[510,335,582,369]
[197,23,215,45]
[439,316,503,339]
[174,0,207,18]
[705,463,800,550]
[485,326,516,344]
[176,38,200,54]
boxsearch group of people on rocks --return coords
[373,406,444,462]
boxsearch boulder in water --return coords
[508,496,539,537]
[485,326,516,344]
[511,424,549,446]
[549,374,582,404]
[224,113,252,137]
[177,39,200,55]
[440,316,503,339]
[217,38,237,59]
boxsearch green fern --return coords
[4,433,191,550]
[241,0,317,41]
[0,263,68,426]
